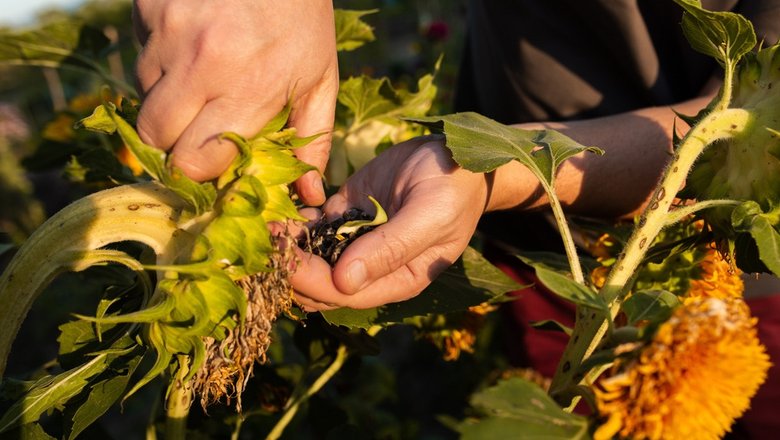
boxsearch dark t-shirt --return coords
[457,0,780,251]
[455,0,780,124]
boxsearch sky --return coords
[0,0,85,27]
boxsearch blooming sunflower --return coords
[686,244,743,299]
[593,297,771,440]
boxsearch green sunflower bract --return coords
[0,99,316,412]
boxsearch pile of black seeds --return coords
[302,208,376,265]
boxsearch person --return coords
[291,0,777,311]
[288,2,780,438]
[133,1,780,437]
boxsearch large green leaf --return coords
[64,353,143,440]
[0,354,112,433]
[410,112,602,189]
[732,201,780,276]
[334,9,377,52]
[673,0,756,67]
[459,378,591,439]
[621,290,680,325]
[321,246,523,329]
[532,265,608,312]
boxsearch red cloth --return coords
[489,249,780,439]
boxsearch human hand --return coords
[132,0,338,205]
[291,137,491,311]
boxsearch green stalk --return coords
[265,344,349,440]
[544,181,585,284]
[549,106,752,403]
[165,356,193,440]
[263,326,380,440]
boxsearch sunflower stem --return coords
[545,181,585,284]
[265,344,349,440]
[264,326,381,439]
[165,356,193,440]
[549,106,752,404]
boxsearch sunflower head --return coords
[593,297,771,440]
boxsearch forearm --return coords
[484,95,716,219]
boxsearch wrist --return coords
[484,160,547,212]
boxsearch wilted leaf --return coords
[77,103,217,215]
[322,246,523,329]
[0,423,54,440]
[459,377,591,439]
[65,354,143,440]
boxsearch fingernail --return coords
[346,259,367,293]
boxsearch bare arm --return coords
[292,92,718,310]
[488,95,716,218]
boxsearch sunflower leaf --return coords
[0,354,111,433]
[409,112,602,190]
[672,0,755,68]
[532,265,608,312]
[622,290,680,325]
[732,201,780,276]
[458,377,591,439]
[334,9,377,52]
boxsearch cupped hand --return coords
[291,137,491,311]
[133,0,338,205]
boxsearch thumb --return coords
[331,198,438,294]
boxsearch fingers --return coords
[289,249,346,309]
[289,70,339,206]
[292,242,457,311]
[135,73,205,151]
[175,94,292,181]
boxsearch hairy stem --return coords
[545,181,585,284]
[549,107,752,403]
